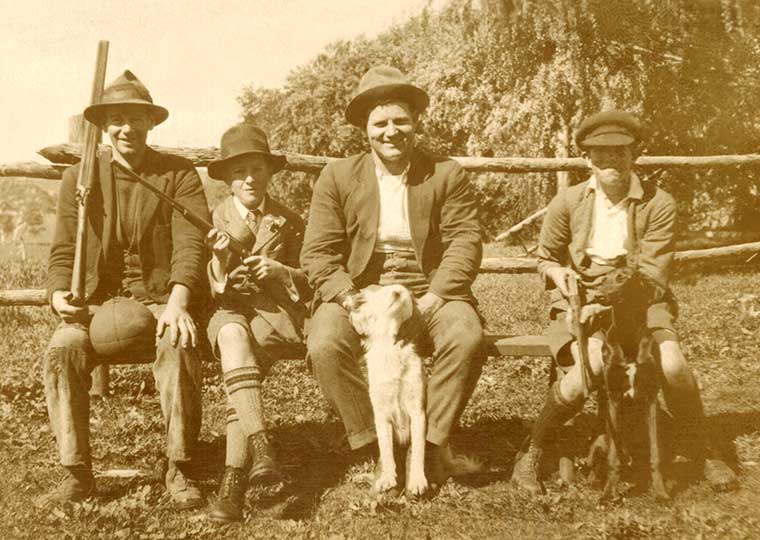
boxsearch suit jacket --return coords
[300,150,483,307]
[536,177,677,311]
[47,147,210,307]
[209,195,311,343]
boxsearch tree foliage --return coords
[239,0,760,237]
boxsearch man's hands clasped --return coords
[207,228,289,288]
[547,266,611,328]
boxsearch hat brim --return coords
[580,133,636,147]
[207,151,288,180]
[345,83,429,128]
[84,100,169,127]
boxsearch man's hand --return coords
[156,284,197,349]
[546,267,579,297]
[207,228,231,280]
[243,255,288,284]
[418,292,445,321]
[51,290,88,324]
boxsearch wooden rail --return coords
[2,146,760,180]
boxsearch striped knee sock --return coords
[225,408,248,468]
[223,366,266,438]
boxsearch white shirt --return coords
[585,174,644,265]
[375,165,413,253]
[232,195,265,223]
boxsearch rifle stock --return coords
[567,273,592,398]
[70,41,109,305]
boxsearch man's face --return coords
[366,101,417,166]
[225,154,272,210]
[103,105,153,162]
[586,145,635,199]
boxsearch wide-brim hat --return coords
[207,123,287,180]
[84,70,169,126]
[575,110,644,148]
[344,65,429,128]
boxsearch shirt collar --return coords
[586,172,644,202]
[232,195,266,220]
[375,163,410,184]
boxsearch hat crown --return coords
[101,70,154,105]
[355,65,411,97]
[575,109,643,147]
[219,123,272,159]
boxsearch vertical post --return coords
[69,113,110,398]
[555,126,571,193]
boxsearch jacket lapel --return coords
[352,154,380,241]
[97,148,115,263]
[136,150,169,243]
[573,183,595,264]
[407,150,433,252]
[219,196,256,250]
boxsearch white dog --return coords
[349,284,429,496]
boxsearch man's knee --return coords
[430,302,483,356]
[658,340,690,381]
[307,303,358,364]
[217,323,250,349]
[45,324,92,376]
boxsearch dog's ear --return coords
[397,299,425,345]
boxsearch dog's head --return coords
[349,284,422,342]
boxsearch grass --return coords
[1,256,760,539]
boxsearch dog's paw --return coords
[406,474,428,497]
[374,472,398,493]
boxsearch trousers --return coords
[43,303,202,467]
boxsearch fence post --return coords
[69,114,110,398]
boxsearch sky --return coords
[0,0,437,163]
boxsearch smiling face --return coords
[102,104,154,167]
[366,101,418,172]
[224,154,273,210]
[585,145,635,202]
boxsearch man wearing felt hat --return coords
[203,123,311,523]
[511,110,739,495]
[42,70,210,508]
[300,65,485,496]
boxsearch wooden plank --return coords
[0,161,66,179]
[485,335,551,357]
[29,144,760,176]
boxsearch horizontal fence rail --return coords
[3,241,760,307]
[1,144,760,180]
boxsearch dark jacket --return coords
[300,149,483,307]
[47,147,210,306]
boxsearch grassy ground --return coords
[1,257,759,539]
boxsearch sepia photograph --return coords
[1,0,759,538]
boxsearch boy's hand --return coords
[207,228,231,279]
[243,255,288,284]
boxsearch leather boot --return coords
[247,431,281,485]
[209,467,247,524]
[511,382,581,495]
[35,466,94,507]
[165,461,203,510]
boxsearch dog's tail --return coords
[439,445,484,476]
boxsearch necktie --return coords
[245,210,260,235]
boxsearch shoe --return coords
[165,461,203,510]
[247,431,282,485]
[703,458,739,492]
[209,467,247,524]
[510,442,545,496]
[35,467,94,507]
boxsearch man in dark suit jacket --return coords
[42,71,210,509]
[300,66,485,495]
[204,124,311,523]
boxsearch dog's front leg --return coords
[374,419,397,493]
[648,396,670,501]
[600,397,623,505]
[406,409,428,496]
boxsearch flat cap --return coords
[575,110,644,148]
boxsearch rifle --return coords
[567,273,592,398]
[117,164,284,258]
[70,41,109,305]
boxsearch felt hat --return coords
[207,123,287,180]
[575,110,644,148]
[84,70,169,126]
[344,65,429,128]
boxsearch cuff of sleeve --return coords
[283,269,300,303]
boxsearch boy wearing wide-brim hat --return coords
[301,65,485,497]
[43,70,210,509]
[204,123,311,523]
[511,109,739,496]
